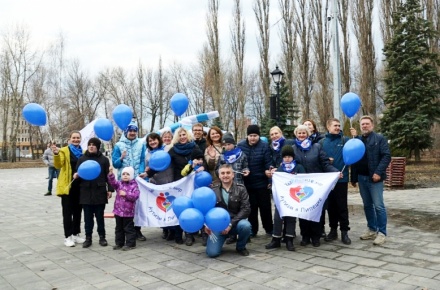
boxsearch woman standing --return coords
[52,131,86,247]
[268,126,293,168]
[204,126,223,187]
[292,125,339,247]
[161,130,173,147]
[303,119,324,145]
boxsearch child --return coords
[107,166,140,251]
[265,145,305,251]
[181,148,206,176]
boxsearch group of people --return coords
[49,115,391,258]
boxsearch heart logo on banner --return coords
[290,186,314,203]
[156,192,176,212]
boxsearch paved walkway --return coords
[1,167,439,290]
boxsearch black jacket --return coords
[212,182,251,228]
[168,145,206,181]
[292,143,339,173]
[76,151,114,205]
[194,138,207,154]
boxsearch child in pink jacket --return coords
[108,166,140,250]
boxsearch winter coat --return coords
[107,173,140,217]
[320,132,350,183]
[43,148,55,167]
[309,132,324,144]
[168,145,202,181]
[112,135,146,180]
[292,143,339,173]
[215,149,249,185]
[237,138,272,189]
[351,131,391,183]
[270,138,294,168]
[195,138,207,154]
[53,146,76,196]
[76,151,114,205]
[212,182,251,228]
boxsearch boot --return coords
[82,236,92,248]
[201,232,208,246]
[265,237,281,249]
[325,228,338,242]
[166,230,175,241]
[185,234,195,246]
[99,236,108,247]
[286,237,295,251]
[300,236,310,246]
[161,228,169,239]
[341,231,351,245]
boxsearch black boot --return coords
[82,236,92,248]
[99,236,108,247]
[185,234,195,246]
[341,231,352,245]
[166,230,175,241]
[265,237,281,249]
[201,232,208,246]
[300,236,310,246]
[321,227,326,239]
[136,230,147,241]
[161,228,169,239]
[286,237,295,251]
[325,228,338,242]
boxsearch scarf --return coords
[173,141,196,156]
[282,160,297,173]
[271,136,285,152]
[69,144,83,159]
[295,138,312,151]
[223,147,242,164]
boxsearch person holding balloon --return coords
[52,131,86,247]
[204,126,224,187]
[74,138,114,248]
[205,164,252,258]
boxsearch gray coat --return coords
[43,148,55,167]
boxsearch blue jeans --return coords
[358,175,387,235]
[47,166,60,192]
[206,219,251,258]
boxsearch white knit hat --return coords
[121,166,135,180]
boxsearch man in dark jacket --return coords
[237,125,273,236]
[351,116,391,246]
[192,123,207,153]
[205,164,251,257]
[75,138,114,248]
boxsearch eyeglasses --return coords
[193,129,203,132]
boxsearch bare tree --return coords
[380,0,399,47]
[339,0,351,94]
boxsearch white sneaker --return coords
[373,232,386,245]
[64,236,75,247]
[72,234,85,244]
[360,229,377,240]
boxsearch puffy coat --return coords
[212,182,251,227]
[320,132,350,183]
[107,173,140,217]
[112,135,146,179]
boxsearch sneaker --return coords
[225,235,237,245]
[72,234,85,244]
[64,236,75,247]
[373,232,386,245]
[236,248,249,256]
[44,192,52,196]
[360,229,377,240]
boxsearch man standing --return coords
[192,123,207,153]
[112,121,148,241]
[43,142,60,196]
[237,124,273,236]
[321,118,351,244]
[351,116,391,245]
[205,164,251,257]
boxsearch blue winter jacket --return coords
[320,132,349,183]
[237,138,272,189]
[112,135,146,180]
[351,131,391,183]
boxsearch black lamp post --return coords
[270,66,284,126]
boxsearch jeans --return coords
[206,219,251,258]
[83,204,106,237]
[47,166,60,192]
[273,207,296,237]
[358,175,387,235]
[247,187,273,235]
[115,215,136,247]
[327,182,350,231]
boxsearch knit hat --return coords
[281,145,295,158]
[121,166,135,180]
[124,121,138,137]
[191,148,204,160]
[247,124,261,136]
[87,137,102,150]
[222,132,236,145]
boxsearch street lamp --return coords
[270,66,284,126]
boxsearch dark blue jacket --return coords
[292,143,339,174]
[237,138,272,189]
[270,138,294,168]
[320,132,349,183]
[351,131,391,183]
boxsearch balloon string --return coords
[341,165,346,173]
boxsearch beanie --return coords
[191,148,204,160]
[247,124,261,136]
[121,166,135,181]
[87,137,102,150]
[124,121,138,137]
[222,132,236,145]
[281,145,295,158]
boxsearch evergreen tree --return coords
[380,0,440,161]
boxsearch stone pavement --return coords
[1,167,439,290]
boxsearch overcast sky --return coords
[1,0,285,74]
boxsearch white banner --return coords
[272,172,339,222]
[134,174,195,227]
[79,119,97,151]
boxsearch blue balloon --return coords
[22,103,47,126]
[179,208,205,233]
[112,104,133,130]
[260,136,268,143]
[191,187,217,215]
[205,207,231,232]
[93,118,114,141]
[194,171,213,188]
[341,92,362,118]
[149,151,171,171]
[77,160,101,180]
[342,138,366,165]
[172,196,194,218]
[170,93,189,116]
